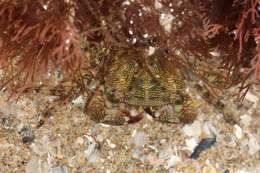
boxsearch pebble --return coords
[225,133,237,147]
[22,135,35,143]
[84,142,96,157]
[97,135,104,142]
[132,149,140,159]
[183,120,201,137]
[72,95,84,105]
[248,134,260,155]
[106,139,116,149]
[240,114,252,126]
[184,137,198,152]
[203,122,212,136]
[133,131,147,147]
[165,155,181,169]
[245,91,259,103]
[48,166,70,173]
[233,125,243,139]
[190,138,216,159]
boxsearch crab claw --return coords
[102,109,144,125]
[86,96,144,125]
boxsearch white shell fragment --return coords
[165,155,181,169]
[183,120,201,137]
[184,138,198,152]
[72,95,84,105]
[248,134,260,155]
[233,124,243,139]
[106,139,116,149]
[133,131,147,147]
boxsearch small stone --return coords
[245,91,259,103]
[84,143,96,157]
[49,166,70,173]
[97,135,104,142]
[132,149,140,159]
[184,138,198,152]
[233,125,243,139]
[160,139,166,144]
[225,133,237,147]
[240,114,252,126]
[165,155,181,169]
[190,138,216,159]
[133,131,147,147]
[248,134,260,155]
[183,120,201,137]
[106,139,116,149]
[72,95,84,105]
[203,123,211,136]
[22,135,35,143]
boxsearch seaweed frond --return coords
[0,0,97,97]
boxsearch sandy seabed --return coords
[0,84,259,173]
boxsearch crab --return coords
[83,41,247,126]
[26,44,242,127]
[24,45,241,127]
[86,53,200,125]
